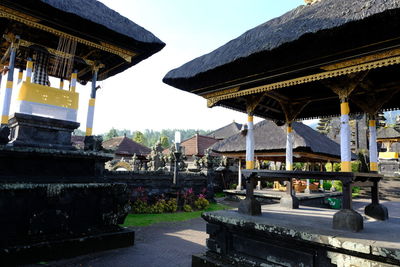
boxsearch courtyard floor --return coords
[24,198,400,267]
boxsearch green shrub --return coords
[352,186,360,193]
[150,199,166,214]
[323,181,332,190]
[131,200,149,214]
[183,204,193,212]
[230,183,237,190]
[332,180,343,192]
[164,198,178,213]
[194,197,209,210]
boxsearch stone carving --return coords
[84,135,103,151]
[147,141,165,171]
[0,126,10,144]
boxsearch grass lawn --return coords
[122,203,231,227]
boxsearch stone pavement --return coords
[23,199,400,267]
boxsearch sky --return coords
[3,0,307,134]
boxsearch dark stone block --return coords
[333,209,364,232]
[280,195,300,209]
[84,135,103,151]
[0,126,10,144]
[365,203,389,220]
[8,113,79,150]
[1,228,134,265]
[238,197,261,216]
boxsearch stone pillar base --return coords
[238,197,261,216]
[333,209,363,232]
[280,195,299,209]
[365,203,389,221]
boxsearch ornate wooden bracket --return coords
[246,94,264,115]
[351,86,400,115]
[325,71,369,100]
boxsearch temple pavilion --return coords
[0,0,165,135]
[164,0,400,264]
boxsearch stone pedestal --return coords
[0,113,134,264]
[193,208,400,267]
[8,113,79,150]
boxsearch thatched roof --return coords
[207,122,242,140]
[1,0,165,81]
[102,136,150,157]
[164,0,400,92]
[211,120,355,162]
[377,127,400,140]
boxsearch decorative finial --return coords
[304,0,321,5]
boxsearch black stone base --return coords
[1,228,134,266]
[333,209,364,232]
[8,113,79,150]
[238,197,261,215]
[365,203,389,220]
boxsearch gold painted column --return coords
[369,116,378,172]
[1,43,17,125]
[340,98,352,172]
[246,114,255,169]
[85,69,98,136]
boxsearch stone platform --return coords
[194,202,400,266]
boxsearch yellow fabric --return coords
[86,127,92,136]
[248,115,253,123]
[246,161,254,169]
[340,102,350,115]
[89,98,96,106]
[17,82,79,109]
[18,71,23,79]
[369,120,376,127]
[287,126,292,133]
[379,152,399,159]
[341,161,351,172]
[1,115,8,124]
[370,162,378,171]
[286,163,293,171]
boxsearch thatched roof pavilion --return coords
[211,120,349,163]
[207,121,242,140]
[1,0,165,82]
[163,0,400,121]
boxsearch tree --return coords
[160,135,169,148]
[104,128,118,141]
[134,131,146,145]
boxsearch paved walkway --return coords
[25,199,400,267]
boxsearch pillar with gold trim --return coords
[85,69,98,136]
[286,123,293,171]
[280,122,299,209]
[25,58,33,83]
[1,44,17,125]
[368,116,378,172]
[17,68,23,84]
[245,114,255,170]
[340,98,351,172]
[238,111,261,215]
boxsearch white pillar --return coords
[246,114,255,169]
[369,118,378,172]
[286,123,293,171]
[236,159,242,190]
[86,70,98,136]
[340,99,351,172]
[1,45,16,125]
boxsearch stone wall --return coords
[103,170,208,197]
